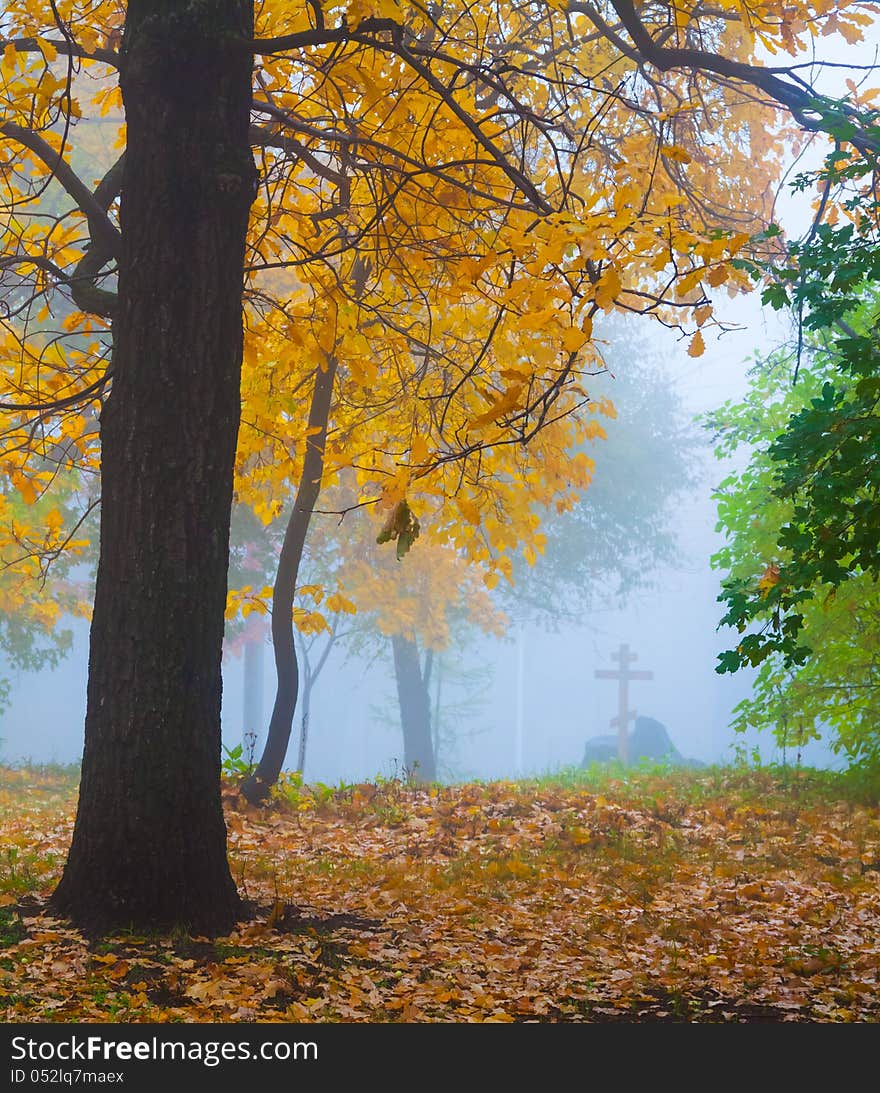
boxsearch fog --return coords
[0,292,842,781]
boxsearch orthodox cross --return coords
[594,643,654,763]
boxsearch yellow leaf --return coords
[458,496,481,525]
[38,38,58,63]
[660,144,692,164]
[561,326,589,353]
[687,330,705,358]
[1,44,17,78]
[838,21,864,44]
[594,268,621,311]
[45,508,64,535]
[12,474,37,506]
[410,434,429,465]
[325,591,357,615]
[293,608,329,634]
[469,385,523,431]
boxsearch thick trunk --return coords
[391,635,437,783]
[50,1,256,935]
[241,357,337,803]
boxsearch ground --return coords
[1,763,878,1022]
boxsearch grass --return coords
[525,758,880,808]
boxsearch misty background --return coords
[0,296,840,780]
[4,34,874,781]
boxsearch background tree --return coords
[500,320,702,626]
[228,487,508,786]
[0,472,91,721]
[343,512,509,784]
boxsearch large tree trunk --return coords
[241,357,337,803]
[391,635,437,783]
[50,0,256,936]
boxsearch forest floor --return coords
[0,762,878,1023]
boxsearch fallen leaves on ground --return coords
[1,764,878,1022]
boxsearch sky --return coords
[1,19,878,781]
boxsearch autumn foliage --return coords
[5,0,874,600]
[2,764,878,1022]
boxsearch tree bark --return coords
[391,634,437,783]
[240,356,337,803]
[50,0,256,935]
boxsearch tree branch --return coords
[249,123,346,185]
[603,0,880,156]
[349,31,552,212]
[0,35,120,68]
[1,123,122,255]
[250,17,398,55]
[0,253,115,319]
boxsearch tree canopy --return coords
[708,315,880,774]
[714,167,880,674]
[6,0,873,568]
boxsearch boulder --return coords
[581,716,704,768]
[579,733,620,765]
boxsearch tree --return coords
[715,150,880,674]
[707,306,880,772]
[378,330,701,782]
[1,1,875,932]
[0,474,88,717]
[18,0,257,934]
[229,487,507,785]
[500,321,702,625]
[346,509,508,783]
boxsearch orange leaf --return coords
[687,330,705,357]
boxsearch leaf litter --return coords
[1,764,878,1022]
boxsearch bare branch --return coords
[1,123,122,255]
[249,123,346,185]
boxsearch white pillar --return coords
[515,621,525,776]
[242,633,264,754]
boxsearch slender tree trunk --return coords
[295,633,313,777]
[391,635,437,783]
[431,653,442,768]
[241,357,337,802]
[295,625,339,778]
[297,690,311,776]
[50,1,256,935]
[242,630,265,755]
